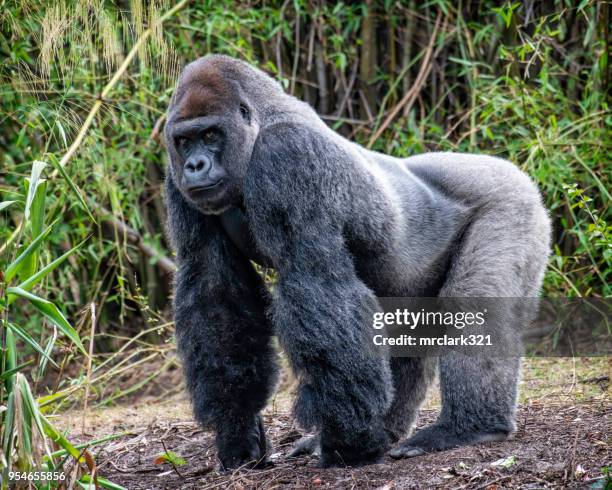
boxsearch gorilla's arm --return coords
[245,123,393,467]
[165,175,277,469]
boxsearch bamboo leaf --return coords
[39,414,85,463]
[80,475,127,490]
[3,326,17,391]
[46,433,127,460]
[21,176,47,280]
[6,287,86,354]
[17,374,53,461]
[24,160,46,221]
[2,391,15,464]
[0,200,16,212]
[37,333,57,378]
[15,237,88,293]
[7,323,59,368]
[0,360,33,381]
[4,219,58,283]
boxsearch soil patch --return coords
[76,402,610,489]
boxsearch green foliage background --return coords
[0,0,610,406]
[0,0,610,484]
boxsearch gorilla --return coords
[164,55,551,469]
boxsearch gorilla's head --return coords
[165,55,283,214]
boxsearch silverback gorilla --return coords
[164,55,551,469]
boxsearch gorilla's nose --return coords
[184,157,210,187]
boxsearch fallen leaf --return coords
[491,455,517,468]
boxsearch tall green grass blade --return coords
[6,287,86,354]
[7,323,58,368]
[37,334,57,378]
[0,201,16,212]
[16,375,35,469]
[3,327,17,392]
[0,360,33,381]
[2,391,15,474]
[46,433,128,460]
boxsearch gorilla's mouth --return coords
[187,178,225,198]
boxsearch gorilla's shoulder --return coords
[245,122,356,212]
[252,122,346,169]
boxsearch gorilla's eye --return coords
[203,130,216,143]
[176,137,187,149]
[239,103,251,123]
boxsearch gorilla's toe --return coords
[287,434,321,458]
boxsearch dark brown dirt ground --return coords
[78,401,610,490]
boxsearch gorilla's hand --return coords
[217,415,270,470]
[319,425,388,468]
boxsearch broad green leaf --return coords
[21,176,47,280]
[4,219,58,283]
[30,179,47,237]
[7,323,59,368]
[15,237,88,293]
[49,158,96,223]
[6,287,86,354]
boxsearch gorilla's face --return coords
[165,59,260,214]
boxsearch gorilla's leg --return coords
[166,178,278,470]
[384,357,437,443]
[391,198,549,459]
[390,356,520,458]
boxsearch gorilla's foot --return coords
[287,434,321,458]
[389,424,511,459]
[218,416,272,471]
